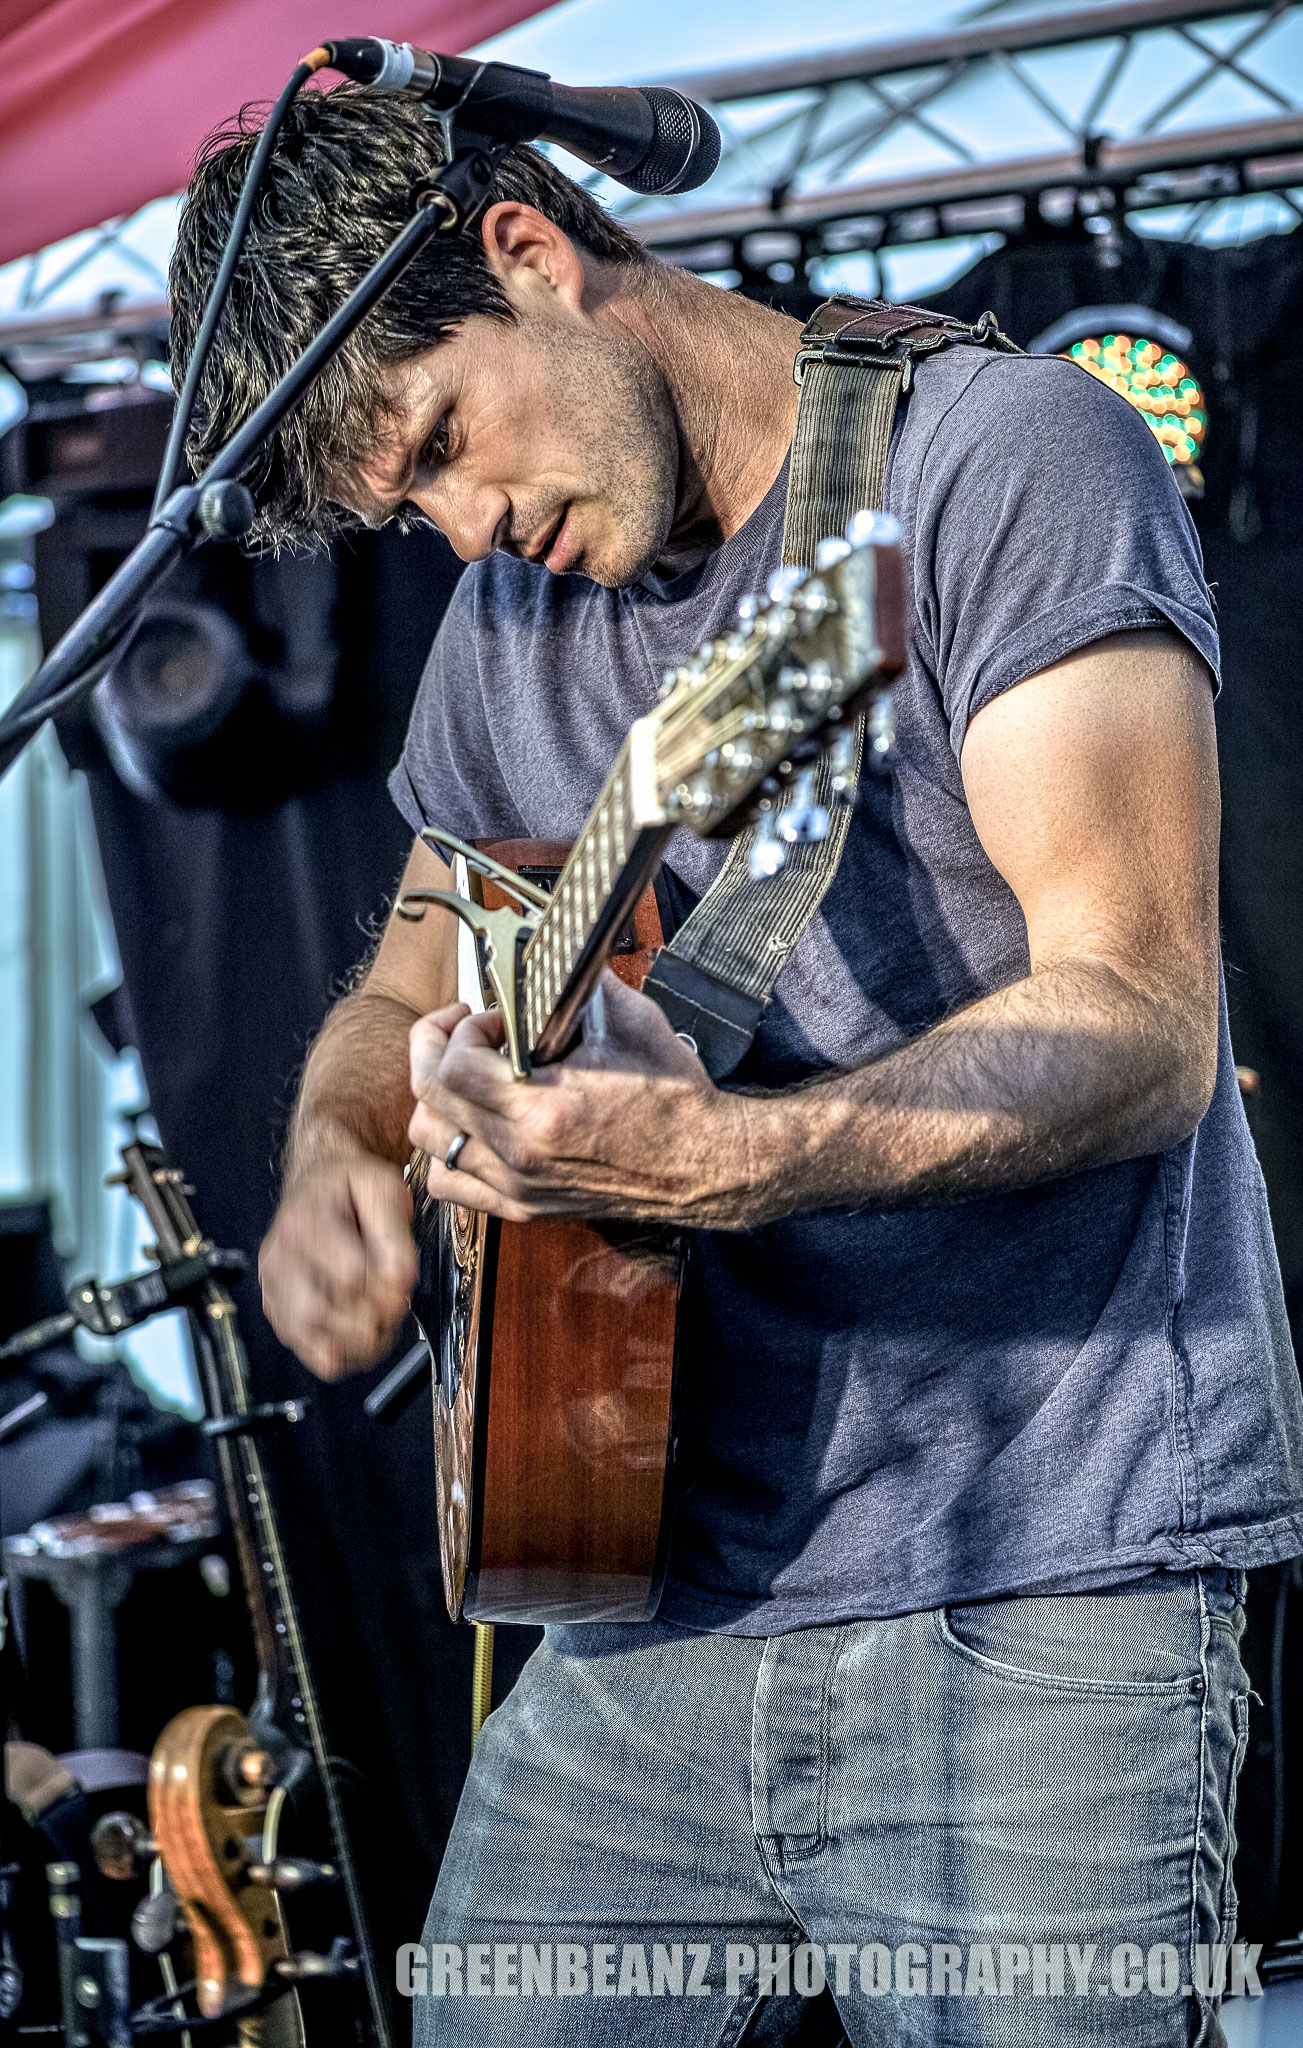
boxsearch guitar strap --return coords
[642,295,1020,1079]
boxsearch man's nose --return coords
[408,473,508,564]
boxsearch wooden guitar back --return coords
[418,842,681,1627]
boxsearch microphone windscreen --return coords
[627,90,721,196]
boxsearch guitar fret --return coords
[523,742,640,1053]
[599,803,612,896]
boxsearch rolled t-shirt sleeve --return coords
[387,564,526,842]
[910,352,1221,760]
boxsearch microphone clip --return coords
[408,62,527,237]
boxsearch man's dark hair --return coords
[169,85,655,545]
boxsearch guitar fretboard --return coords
[521,742,639,1051]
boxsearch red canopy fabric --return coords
[0,0,556,266]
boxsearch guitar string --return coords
[521,564,853,1034]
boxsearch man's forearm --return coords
[744,952,1216,1220]
[286,986,423,1182]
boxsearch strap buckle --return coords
[793,340,914,393]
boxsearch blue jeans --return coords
[413,1571,1250,2045]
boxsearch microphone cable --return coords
[151,49,333,515]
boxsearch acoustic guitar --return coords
[404,517,905,1627]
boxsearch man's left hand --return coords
[407,972,777,1228]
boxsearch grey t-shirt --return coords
[391,343,1303,1631]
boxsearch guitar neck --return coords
[522,740,671,1067]
[500,525,906,1073]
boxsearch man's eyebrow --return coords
[355,395,450,517]
[328,466,408,530]
[367,481,411,519]
[341,441,421,524]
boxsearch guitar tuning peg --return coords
[766,565,807,604]
[868,687,897,770]
[778,766,831,845]
[748,808,788,881]
[828,728,859,801]
[844,509,902,548]
[814,536,851,572]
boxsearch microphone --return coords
[315,40,721,196]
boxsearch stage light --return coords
[1028,305,1208,499]
[1064,333,1207,493]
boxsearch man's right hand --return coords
[258,1152,418,1381]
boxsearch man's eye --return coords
[420,419,450,468]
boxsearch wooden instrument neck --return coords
[476,839,666,994]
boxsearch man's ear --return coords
[478,202,586,313]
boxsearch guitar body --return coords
[415,842,682,1627]
[422,1207,681,1624]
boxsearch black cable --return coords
[1269,1555,1299,1930]
[152,56,320,515]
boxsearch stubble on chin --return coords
[558,328,679,590]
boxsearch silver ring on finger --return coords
[444,1130,470,1173]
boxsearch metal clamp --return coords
[794,342,915,392]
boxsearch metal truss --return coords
[4,206,172,315]
[607,0,1303,275]
[8,0,1303,349]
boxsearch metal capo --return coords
[411,825,551,910]
[395,826,549,1076]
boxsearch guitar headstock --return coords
[628,509,906,843]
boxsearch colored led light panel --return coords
[1063,334,1208,470]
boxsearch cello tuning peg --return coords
[245,1856,338,1893]
[91,1813,156,1883]
[218,1741,278,1805]
[778,767,831,845]
[748,808,788,881]
[131,1890,177,1956]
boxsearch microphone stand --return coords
[0,120,513,782]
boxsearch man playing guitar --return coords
[171,82,1303,2047]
